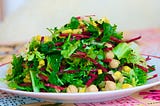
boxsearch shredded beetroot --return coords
[19,83,32,86]
[105,74,115,82]
[86,57,108,72]
[145,56,151,61]
[147,65,155,71]
[38,73,49,82]
[40,36,44,43]
[89,73,97,78]
[75,51,87,57]
[81,31,91,36]
[103,47,113,51]
[103,58,112,63]
[82,44,87,48]
[0,62,11,67]
[90,69,98,72]
[72,52,108,72]
[60,33,90,40]
[59,65,65,73]
[76,15,96,19]
[55,42,64,46]
[136,64,148,72]
[59,33,68,37]
[40,67,46,71]
[56,48,61,50]
[148,74,158,80]
[141,54,160,59]
[125,36,141,43]
[75,16,81,19]
[45,83,65,91]
[65,70,77,74]
[110,36,122,43]
[86,75,97,87]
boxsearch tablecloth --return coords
[0,28,160,106]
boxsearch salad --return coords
[6,16,156,93]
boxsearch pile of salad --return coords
[6,16,156,93]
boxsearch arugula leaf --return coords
[101,23,114,42]
[67,17,80,29]
[47,54,62,73]
[61,73,84,87]
[123,66,147,86]
[49,71,64,85]
[8,81,32,91]
[30,71,40,92]
[29,39,40,51]
[134,67,147,85]
[7,55,23,81]
[61,39,80,58]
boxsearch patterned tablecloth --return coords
[0,28,160,106]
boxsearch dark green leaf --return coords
[47,54,62,73]
[67,17,80,29]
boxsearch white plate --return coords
[0,57,160,103]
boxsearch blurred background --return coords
[0,0,160,43]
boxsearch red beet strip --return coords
[103,47,113,51]
[147,65,155,71]
[147,74,158,80]
[110,36,122,43]
[105,74,115,82]
[65,70,77,74]
[0,62,11,67]
[136,64,148,72]
[40,36,44,43]
[86,74,98,87]
[141,54,160,59]
[125,36,141,43]
[103,58,112,63]
[72,51,108,72]
[38,73,49,82]
[60,33,90,40]
[145,56,151,61]
[55,42,64,46]
[19,83,32,86]
[45,83,65,91]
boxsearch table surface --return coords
[0,28,160,106]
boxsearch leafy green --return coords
[6,55,23,81]
[47,54,62,72]
[67,17,80,29]
[49,71,64,85]
[8,81,32,91]
[30,71,45,92]
[123,66,147,86]
[113,43,132,60]
[61,38,80,58]
[6,16,151,93]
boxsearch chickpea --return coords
[104,43,113,48]
[105,81,116,91]
[105,51,114,59]
[86,85,98,92]
[119,77,124,83]
[109,59,120,68]
[66,85,78,93]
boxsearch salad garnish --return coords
[6,16,156,93]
